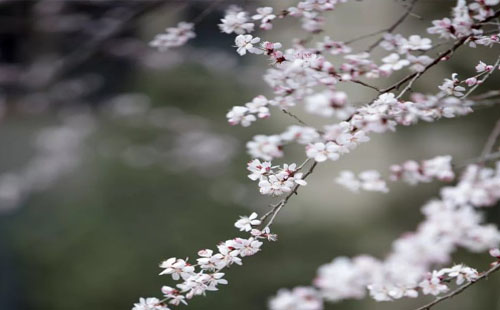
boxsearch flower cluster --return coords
[220,0,500,137]
[247,160,307,196]
[428,0,500,48]
[150,22,195,52]
[304,90,354,119]
[269,287,323,310]
[219,5,254,35]
[305,127,370,162]
[275,162,500,305]
[133,212,276,310]
[390,155,455,185]
[227,96,270,126]
[286,0,347,33]
[252,7,276,30]
[335,170,388,193]
[428,0,494,40]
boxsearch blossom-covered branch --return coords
[414,260,500,310]
[135,1,500,309]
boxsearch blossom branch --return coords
[381,9,500,94]
[365,0,419,53]
[414,263,500,310]
[259,159,317,229]
[462,56,500,99]
[381,36,469,94]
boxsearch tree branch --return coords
[414,262,500,310]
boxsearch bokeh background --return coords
[0,1,499,310]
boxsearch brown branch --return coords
[349,79,381,93]
[414,262,500,310]
[281,108,311,127]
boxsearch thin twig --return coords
[479,119,500,165]
[414,262,500,310]
[344,28,388,45]
[396,71,421,99]
[349,79,381,93]
[462,56,500,99]
[281,109,311,127]
[455,151,500,169]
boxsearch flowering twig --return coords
[259,159,317,228]
[462,56,500,99]
[381,9,500,94]
[365,0,419,53]
[413,263,500,310]
[381,36,469,94]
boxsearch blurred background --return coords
[0,0,499,310]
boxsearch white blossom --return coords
[150,22,195,52]
[380,53,410,72]
[252,7,276,30]
[399,35,432,52]
[219,7,254,34]
[306,142,340,162]
[235,35,263,56]
[159,258,195,281]
[235,212,261,232]
[419,271,449,296]
[438,73,466,96]
[132,297,169,310]
[269,287,323,310]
